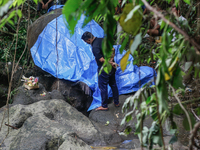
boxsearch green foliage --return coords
[94,14,105,26]
[182,112,196,131]
[0,0,39,65]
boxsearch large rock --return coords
[27,9,63,51]
[11,78,93,116]
[12,83,51,105]
[0,99,100,150]
[89,94,139,143]
[51,79,93,116]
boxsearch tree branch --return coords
[171,86,192,131]
[189,121,200,150]
[141,0,200,54]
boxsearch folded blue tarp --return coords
[30,14,156,111]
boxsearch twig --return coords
[5,123,18,129]
[0,4,24,147]
[141,0,200,53]
[0,30,15,36]
[171,86,192,131]
[189,121,200,150]
[191,109,200,121]
[24,1,37,11]
[168,97,200,108]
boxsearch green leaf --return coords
[105,121,110,126]
[160,20,166,30]
[125,114,132,122]
[0,0,12,17]
[62,0,82,35]
[103,62,112,74]
[196,107,200,116]
[183,0,191,5]
[130,33,142,55]
[33,0,40,4]
[152,135,162,146]
[173,66,184,89]
[121,110,134,125]
[185,61,192,72]
[16,9,22,18]
[183,112,196,131]
[173,104,184,115]
[124,126,132,135]
[169,135,178,144]
[119,36,129,54]
[0,0,10,6]
[145,96,151,105]
[7,19,14,26]
[124,5,141,22]
[175,0,179,7]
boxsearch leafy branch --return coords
[141,0,200,53]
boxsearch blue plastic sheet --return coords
[30,14,156,111]
[47,5,64,13]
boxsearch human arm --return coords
[44,0,53,9]
[99,48,118,68]
[40,0,45,9]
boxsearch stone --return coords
[0,99,102,150]
[27,9,62,51]
[12,83,51,105]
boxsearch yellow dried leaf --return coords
[120,50,130,72]
[165,73,170,81]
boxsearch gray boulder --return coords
[0,99,100,150]
[12,83,51,105]
[27,9,62,51]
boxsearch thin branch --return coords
[189,121,200,150]
[171,86,192,131]
[191,109,200,121]
[5,123,18,129]
[0,30,27,39]
[141,0,200,53]
[0,30,15,36]
[0,4,24,147]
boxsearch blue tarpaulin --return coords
[30,14,156,111]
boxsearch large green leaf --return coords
[183,0,191,5]
[173,104,184,115]
[0,0,10,6]
[0,0,12,16]
[119,36,129,54]
[124,5,141,22]
[130,33,142,55]
[62,0,83,35]
[169,135,178,144]
[183,112,196,131]
[172,66,184,89]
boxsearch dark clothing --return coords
[98,68,119,108]
[141,5,146,11]
[91,37,119,108]
[91,38,104,70]
[158,28,164,36]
